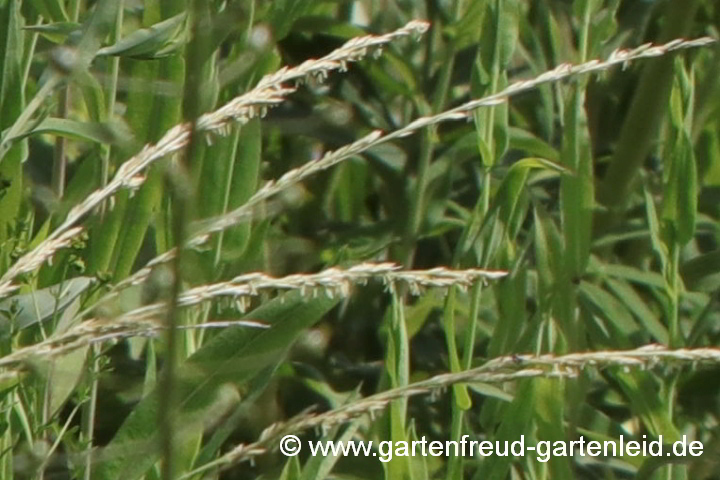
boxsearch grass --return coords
[0,1,718,479]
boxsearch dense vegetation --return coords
[0,0,718,479]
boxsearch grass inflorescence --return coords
[0,2,718,480]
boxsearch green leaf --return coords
[76,68,107,122]
[498,157,573,236]
[442,287,472,411]
[23,21,80,43]
[534,378,573,480]
[94,292,339,480]
[449,0,485,50]
[384,292,412,480]
[478,0,519,73]
[579,281,637,343]
[612,370,682,444]
[280,455,302,480]
[508,127,560,162]
[96,12,188,59]
[475,381,535,480]
[16,117,133,147]
[604,278,668,344]
[0,276,94,330]
[532,206,554,295]
[110,51,185,280]
[468,382,513,403]
[590,259,666,289]
[662,131,697,245]
[300,399,363,480]
[407,421,430,480]
[561,88,594,277]
[217,119,262,261]
[267,0,314,40]
[27,0,68,22]
[0,0,27,254]
[48,344,89,416]
[644,187,669,276]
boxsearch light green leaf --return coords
[0,0,27,253]
[0,276,94,330]
[534,378,573,480]
[662,132,697,245]
[15,117,133,147]
[579,281,637,341]
[604,278,668,344]
[612,370,682,444]
[23,21,80,43]
[96,12,188,59]
[94,292,339,480]
[280,455,302,480]
[509,127,560,162]
[300,397,363,480]
[561,88,594,277]
[27,0,68,22]
[475,381,535,480]
[499,157,573,235]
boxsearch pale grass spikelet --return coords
[0,227,84,298]
[179,345,720,476]
[3,32,712,380]
[121,263,507,322]
[65,34,715,312]
[0,317,267,370]
[0,22,430,300]
[195,20,429,133]
[0,263,504,368]
[0,34,713,301]
[191,35,716,253]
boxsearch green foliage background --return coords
[0,0,718,479]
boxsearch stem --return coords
[52,88,70,198]
[100,0,124,216]
[50,0,83,198]
[82,345,100,480]
[159,166,189,480]
[668,242,682,349]
[159,2,207,478]
[399,4,458,267]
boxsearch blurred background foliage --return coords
[0,0,719,479]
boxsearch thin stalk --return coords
[1,393,12,477]
[668,243,681,349]
[159,163,190,480]
[213,128,240,268]
[400,6,458,267]
[558,0,592,352]
[159,2,208,478]
[99,0,124,216]
[22,18,42,89]
[664,244,681,480]
[82,345,100,480]
[446,282,482,480]
[447,2,503,476]
[37,402,82,475]
[51,0,83,199]
[81,4,123,476]
[52,87,70,198]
